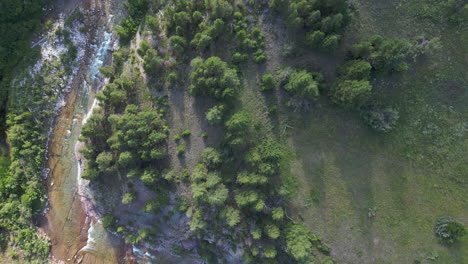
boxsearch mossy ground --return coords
[238,0,467,263]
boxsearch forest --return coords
[0,0,466,263]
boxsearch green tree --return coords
[141,169,158,186]
[330,79,372,107]
[265,223,280,239]
[96,151,113,172]
[338,60,372,80]
[271,207,284,221]
[306,30,325,48]
[143,49,163,75]
[146,15,159,31]
[122,191,137,204]
[205,104,225,125]
[118,151,135,168]
[261,74,276,91]
[200,147,222,168]
[102,214,116,229]
[285,223,314,261]
[189,57,240,101]
[222,207,241,227]
[169,35,187,53]
[263,243,277,259]
[284,70,319,100]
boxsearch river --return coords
[43,0,131,263]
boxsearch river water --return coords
[43,3,130,263]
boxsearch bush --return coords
[435,216,465,244]
[260,74,276,91]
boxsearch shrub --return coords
[360,102,399,132]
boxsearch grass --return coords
[236,0,468,263]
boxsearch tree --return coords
[322,35,340,51]
[169,35,187,53]
[237,172,267,185]
[143,49,163,75]
[118,151,135,168]
[222,207,241,227]
[263,243,277,259]
[261,74,276,91]
[285,223,314,261]
[435,216,465,244]
[191,164,228,205]
[99,66,114,78]
[265,223,280,239]
[200,147,222,168]
[272,207,284,221]
[225,110,251,133]
[96,152,113,172]
[338,60,372,80]
[205,0,233,19]
[330,79,372,107]
[205,104,225,125]
[146,15,159,31]
[284,70,319,100]
[141,169,159,187]
[102,214,116,229]
[306,30,325,48]
[352,35,411,73]
[122,191,137,204]
[189,57,240,101]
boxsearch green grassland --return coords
[239,0,466,263]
